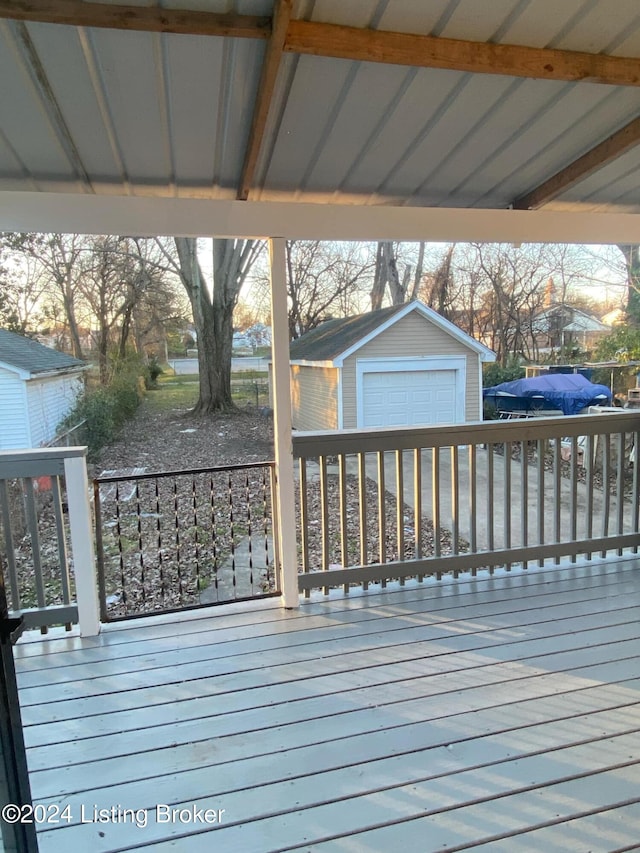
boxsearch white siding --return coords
[25,373,83,447]
[0,366,29,449]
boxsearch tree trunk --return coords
[618,244,640,327]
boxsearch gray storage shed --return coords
[288,301,495,431]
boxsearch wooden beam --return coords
[238,0,292,201]
[285,19,640,88]
[0,1,271,39]
[514,115,640,209]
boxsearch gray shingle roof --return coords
[0,329,85,375]
[289,304,406,362]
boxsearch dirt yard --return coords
[92,398,275,476]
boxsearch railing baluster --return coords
[299,458,310,597]
[193,475,201,593]
[553,437,561,565]
[633,430,640,553]
[245,471,254,592]
[586,433,594,559]
[24,479,46,631]
[319,455,329,594]
[468,444,477,573]
[601,433,611,557]
[432,447,441,571]
[616,430,625,556]
[414,447,423,574]
[450,445,459,576]
[339,454,348,593]
[487,442,494,573]
[377,451,386,587]
[0,480,20,612]
[537,438,545,568]
[50,475,72,630]
[396,449,405,582]
[503,441,511,571]
[569,436,578,562]
[358,453,368,586]
[228,471,236,597]
[520,439,528,568]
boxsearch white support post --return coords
[64,452,101,636]
[269,237,300,609]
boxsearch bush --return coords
[61,358,146,459]
[482,358,524,389]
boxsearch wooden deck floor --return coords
[13,557,640,853]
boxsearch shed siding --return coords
[291,365,338,431]
[0,367,29,449]
[26,374,83,447]
[341,312,480,428]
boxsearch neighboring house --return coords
[286,301,495,431]
[532,305,609,351]
[0,330,86,450]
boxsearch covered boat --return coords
[483,373,612,417]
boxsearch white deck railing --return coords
[293,411,640,594]
[0,447,100,636]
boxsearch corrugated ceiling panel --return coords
[550,0,640,52]
[373,73,517,200]
[555,146,640,206]
[0,22,80,185]
[375,0,453,35]
[163,34,225,187]
[463,84,640,206]
[339,68,466,198]
[301,61,414,192]
[307,0,385,28]
[24,22,123,185]
[262,54,357,191]
[489,0,589,48]
[86,28,172,186]
[434,0,527,41]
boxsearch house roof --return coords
[1,0,640,226]
[0,330,85,377]
[534,305,609,333]
[289,301,496,364]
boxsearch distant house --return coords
[532,305,609,351]
[286,301,495,431]
[0,330,86,450]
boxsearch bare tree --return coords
[284,241,374,337]
[371,241,425,308]
[165,238,264,413]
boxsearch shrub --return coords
[61,358,146,458]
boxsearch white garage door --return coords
[361,369,459,428]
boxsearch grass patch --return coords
[147,373,199,412]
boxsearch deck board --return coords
[14,557,640,852]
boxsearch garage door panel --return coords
[362,368,459,427]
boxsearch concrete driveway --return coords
[374,445,629,553]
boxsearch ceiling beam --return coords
[285,19,640,87]
[4,193,640,244]
[237,0,292,201]
[514,115,640,209]
[0,1,271,39]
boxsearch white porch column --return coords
[269,237,299,609]
[64,452,101,636]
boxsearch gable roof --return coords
[0,330,85,377]
[289,301,495,365]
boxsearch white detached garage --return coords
[289,301,495,431]
[0,330,86,450]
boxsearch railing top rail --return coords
[0,446,88,480]
[292,411,640,457]
[94,459,275,484]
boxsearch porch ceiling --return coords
[2,0,640,224]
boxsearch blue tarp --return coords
[483,373,612,416]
